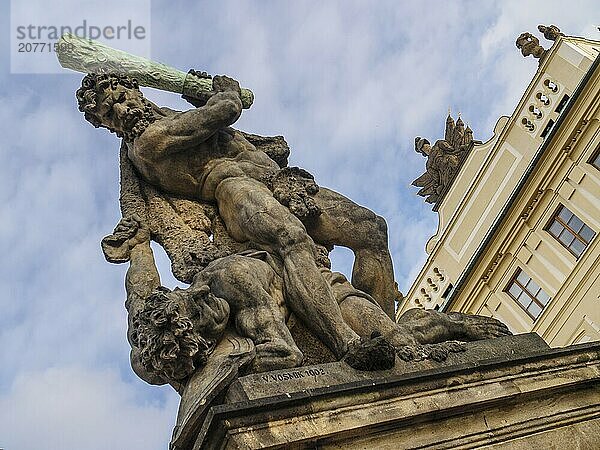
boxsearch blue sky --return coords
[0,1,597,449]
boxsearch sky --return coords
[0,1,597,449]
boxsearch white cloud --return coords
[0,366,179,450]
[479,1,598,130]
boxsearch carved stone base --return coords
[174,334,600,449]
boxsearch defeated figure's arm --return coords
[126,240,174,387]
[125,240,160,308]
[134,75,243,156]
[104,217,168,386]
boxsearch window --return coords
[540,119,554,138]
[505,269,551,320]
[546,205,596,258]
[441,283,453,299]
[591,147,600,171]
[554,94,570,114]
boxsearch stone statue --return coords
[516,32,547,60]
[107,213,510,390]
[537,24,564,42]
[412,114,477,210]
[75,70,511,394]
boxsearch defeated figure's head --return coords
[132,284,230,381]
[76,73,156,141]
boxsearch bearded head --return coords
[76,73,156,141]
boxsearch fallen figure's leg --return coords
[326,271,511,362]
[194,254,304,373]
[397,308,512,344]
[197,252,397,372]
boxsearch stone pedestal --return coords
[178,334,600,449]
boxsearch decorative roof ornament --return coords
[537,24,564,41]
[412,114,479,211]
[515,32,547,61]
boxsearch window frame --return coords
[504,268,550,320]
[545,204,595,259]
[590,145,600,171]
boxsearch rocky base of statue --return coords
[173,334,600,450]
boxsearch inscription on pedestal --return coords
[260,367,327,383]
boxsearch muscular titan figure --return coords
[77,73,396,362]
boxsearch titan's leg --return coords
[215,177,359,359]
[305,187,396,318]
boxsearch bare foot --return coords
[383,326,419,348]
[343,332,396,371]
[252,339,304,373]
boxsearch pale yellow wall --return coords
[399,35,600,347]
[446,74,600,346]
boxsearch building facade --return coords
[398,28,600,347]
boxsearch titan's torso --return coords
[128,125,279,201]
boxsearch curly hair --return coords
[76,73,155,141]
[131,287,218,381]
